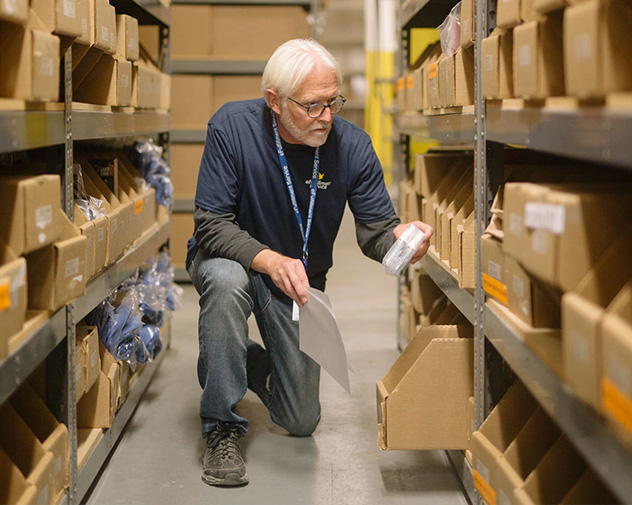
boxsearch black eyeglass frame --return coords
[285,95,347,119]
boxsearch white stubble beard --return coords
[279,103,332,148]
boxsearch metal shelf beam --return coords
[110,0,171,26]
[399,111,475,145]
[419,253,475,325]
[75,347,167,503]
[0,110,65,154]
[171,59,267,74]
[172,0,311,4]
[487,106,632,169]
[485,301,632,504]
[75,220,171,322]
[0,310,67,406]
[73,109,170,141]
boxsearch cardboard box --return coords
[424,158,471,235]
[440,171,473,261]
[25,209,87,312]
[601,281,632,443]
[0,403,55,505]
[74,203,107,277]
[427,58,441,109]
[77,428,102,471]
[30,0,83,37]
[76,325,100,394]
[0,24,60,101]
[213,75,262,113]
[211,5,309,59]
[482,233,507,306]
[513,12,565,99]
[411,270,443,315]
[503,182,632,292]
[460,0,474,48]
[458,214,476,289]
[434,169,471,251]
[0,0,27,24]
[562,227,632,410]
[0,445,39,505]
[439,54,455,108]
[171,74,213,129]
[412,66,423,112]
[513,436,587,505]
[454,46,475,106]
[495,407,560,505]
[481,29,514,99]
[0,174,61,256]
[170,4,212,58]
[471,380,538,505]
[115,152,156,236]
[450,193,474,269]
[534,0,568,13]
[8,311,48,354]
[98,340,129,410]
[0,242,27,353]
[377,325,474,450]
[74,0,90,46]
[559,469,618,505]
[10,383,70,502]
[564,0,632,99]
[505,254,561,328]
[115,14,139,61]
[159,72,170,110]
[132,61,158,109]
[74,55,132,106]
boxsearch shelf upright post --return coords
[63,45,79,505]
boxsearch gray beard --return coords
[280,104,331,148]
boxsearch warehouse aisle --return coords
[84,209,469,505]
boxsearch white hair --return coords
[261,39,342,104]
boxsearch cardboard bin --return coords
[377,324,474,450]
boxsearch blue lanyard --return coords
[271,110,320,270]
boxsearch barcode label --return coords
[525,203,565,234]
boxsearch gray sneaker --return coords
[202,423,249,487]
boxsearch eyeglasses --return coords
[286,95,347,119]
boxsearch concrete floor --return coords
[84,210,469,505]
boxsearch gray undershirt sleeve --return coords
[355,214,401,263]
[193,206,269,270]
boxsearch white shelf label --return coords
[525,202,565,234]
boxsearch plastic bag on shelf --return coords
[139,324,163,360]
[125,140,174,211]
[438,2,462,56]
[73,162,107,220]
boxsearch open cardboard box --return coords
[0,402,55,505]
[25,208,87,312]
[482,28,514,100]
[0,445,38,505]
[440,170,473,261]
[10,383,69,503]
[410,269,443,316]
[76,325,100,396]
[377,324,474,450]
[450,193,474,269]
[0,239,27,358]
[562,225,632,410]
[115,150,157,237]
[513,436,587,505]
[494,407,560,505]
[457,212,476,289]
[74,202,107,277]
[472,380,539,505]
[0,174,61,257]
[77,343,119,429]
[434,168,471,252]
[559,468,619,504]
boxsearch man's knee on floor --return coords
[275,411,321,437]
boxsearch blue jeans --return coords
[187,251,321,439]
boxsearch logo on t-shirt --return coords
[306,172,331,190]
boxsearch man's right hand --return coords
[251,250,309,307]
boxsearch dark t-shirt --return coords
[188,97,395,300]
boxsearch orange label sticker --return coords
[398,78,405,90]
[135,200,143,215]
[483,273,508,305]
[0,280,10,311]
[407,76,414,89]
[602,378,632,436]
[473,469,497,505]
[429,63,438,80]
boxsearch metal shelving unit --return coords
[397,0,632,502]
[401,0,460,28]
[170,129,206,143]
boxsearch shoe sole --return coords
[202,472,249,487]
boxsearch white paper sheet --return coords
[299,287,353,394]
